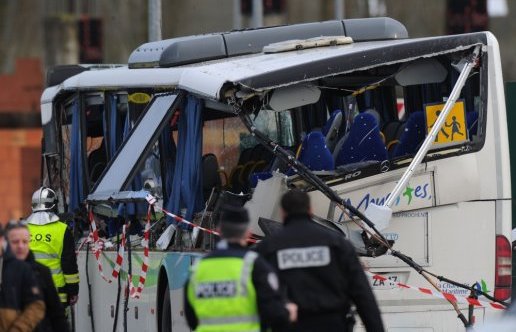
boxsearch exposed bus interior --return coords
[43,88,160,216]
[80,44,486,254]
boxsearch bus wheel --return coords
[161,284,172,332]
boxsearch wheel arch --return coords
[157,265,170,332]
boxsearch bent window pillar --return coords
[88,92,183,203]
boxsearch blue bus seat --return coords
[335,113,387,166]
[392,111,425,158]
[298,130,335,171]
[322,109,343,152]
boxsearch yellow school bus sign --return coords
[425,100,468,146]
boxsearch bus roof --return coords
[178,32,488,100]
[42,31,488,108]
[41,66,183,104]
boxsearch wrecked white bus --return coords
[40,18,511,331]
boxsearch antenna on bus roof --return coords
[148,0,162,42]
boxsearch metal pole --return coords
[148,0,162,42]
[384,46,480,208]
[233,0,242,29]
[251,0,263,28]
[334,0,344,20]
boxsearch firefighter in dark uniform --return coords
[184,205,297,332]
[26,187,79,309]
[255,190,385,332]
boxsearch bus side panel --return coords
[162,252,200,332]
[368,201,495,292]
[356,307,484,332]
[76,251,166,332]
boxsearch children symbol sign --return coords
[425,100,468,145]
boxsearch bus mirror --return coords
[394,58,447,86]
[267,84,321,112]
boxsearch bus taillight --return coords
[494,235,512,300]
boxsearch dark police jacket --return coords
[0,251,45,332]
[184,241,291,331]
[255,214,384,332]
[26,252,69,332]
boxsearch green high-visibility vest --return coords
[28,221,67,300]
[187,251,260,332]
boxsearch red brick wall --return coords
[0,57,43,224]
[0,130,42,223]
[0,58,43,113]
[21,145,42,218]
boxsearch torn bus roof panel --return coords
[60,67,182,91]
[177,32,487,100]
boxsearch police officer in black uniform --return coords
[184,205,297,331]
[255,190,384,332]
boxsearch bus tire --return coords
[161,284,172,332]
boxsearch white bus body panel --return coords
[76,251,196,332]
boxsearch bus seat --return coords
[298,130,335,171]
[237,147,254,166]
[332,132,349,161]
[386,139,400,156]
[228,164,244,193]
[379,131,386,144]
[88,142,107,185]
[392,111,425,158]
[335,113,387,166]
[250,171,273,188]
[239,161,256,184]
[322,110,343,152]
[467,111,479,137]
[251,144,274,166]
[364,108,382,128]
[240,161,266,193]
[382,121,403,146]
[202,153,222,201]
[249,160,268,175]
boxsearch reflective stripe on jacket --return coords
[28,222,68,302]
[187,251,260,332]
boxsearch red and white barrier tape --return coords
[88,209,127,283]
[145,194,258,243]
[87,205,151,298]
[86,194,260,294]
[365,271,506,310]
[128,206,151,299]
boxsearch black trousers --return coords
[276,312,353,332]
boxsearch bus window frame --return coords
[397,51,488,166]
[263,49,489,187]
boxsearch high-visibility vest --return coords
[28,221,69,303]
[187,251,260,332]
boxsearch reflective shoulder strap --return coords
[240,251,258,297]
[34,253,59,259]
[199,315,260,327]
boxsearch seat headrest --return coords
[335,112,387,166]
[298,130,335,171]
